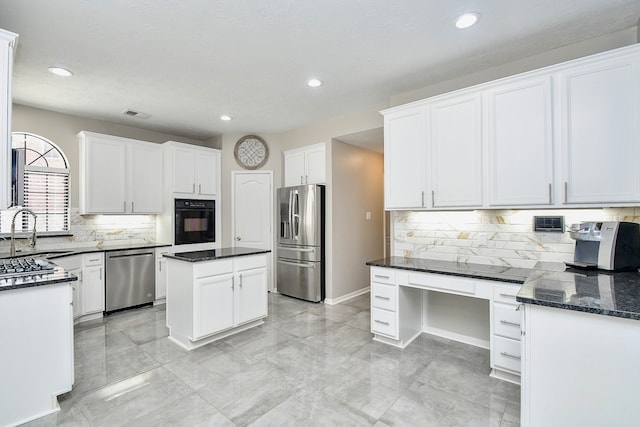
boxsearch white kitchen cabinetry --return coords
[155,247,170,301]
[370,266,522,382]
[82,253,104,315]
[78,131,164,214]
[489,283,523,383]
[487,76,554,206]
[166,253,268,350]
[559,54,640,204]
[430,93,483,208]
[383,44,640,210]
[54,253,104,322]
[382,107,428,209]
[0,29,17,210]
[521,304,640,427]
[283,142,326,187]
[166,141,220,198]
[0,282,74,427]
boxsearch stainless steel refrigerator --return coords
[277,184,325,302]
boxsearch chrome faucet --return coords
[10,208,37,257]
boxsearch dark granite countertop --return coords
[165,247,271,262]
[517,267,640,320]
[0,242,171,260]
[367,256,640,320]
[0,262,77,292]
[366,257,530,284]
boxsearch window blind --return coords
[22,167,70,233]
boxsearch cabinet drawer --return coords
[408,273,475,296]
[493,303,522,340]
[371,308,398,338]
[492,284,521,305]
[84,253,104,267]
[371,283,397,311]
[371,268,395,285]
[235,254,267,271]
[493,336,521,374]
[194,259,233,278]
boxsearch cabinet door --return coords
[487,77,553,206]
[430,93,483,208]
[193,274,234,339]
[196,149,218,197]
[173,147,197,195]
[82,265,104,315]
[0,32,16,210]
[304,144,326,184]
[128,142,164,213]
[81,135,127,213]
[155,249,169,300]
[284,150,306,187]
[235,267,268,325]
[383,107,428,209]
[560,56,640,204]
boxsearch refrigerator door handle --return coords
[278,259,316,268]
[292,190,300,240]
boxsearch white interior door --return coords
[232,171,274,290]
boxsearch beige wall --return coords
[331,140,384,299]
[391,27,638,106]
[11,104,213,207]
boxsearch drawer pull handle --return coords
[374,275,390,279]
[500,320,520,327]
[500,351,521,360]
[498,293,516,298]
[374,320,390,326]
[374,296,390,300]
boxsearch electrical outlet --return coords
[365,211,371,220]
[396,231,407,241]
[477,233,488,247]
[95,231,105,241]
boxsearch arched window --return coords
[6,132,70,233]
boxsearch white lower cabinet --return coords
[521,304,640,427]
[489,283,522,382]
[0,282,74,427]
[167,253,268,350]
[370,266,522,382]
[155,247,170,301]
[54,253,104,322]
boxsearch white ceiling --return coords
[1,1,639,142]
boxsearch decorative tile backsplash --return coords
[0,208,157,253]
[392,208,640,268]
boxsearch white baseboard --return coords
[422,326,490,350]
[324,286,370,305]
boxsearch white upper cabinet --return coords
[167,142,220,198]
[382,106,427,209]
[283,142,326,187]
[382,44,640,210]
[78,131,164,214]
[0,29,17,210]
[430,92,483,208]
[559,54,640,204]
[487,76,553,206]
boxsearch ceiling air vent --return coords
[122,109,151,119]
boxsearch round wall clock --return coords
[234,135,269,170]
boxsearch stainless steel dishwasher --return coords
[105,248,156,313]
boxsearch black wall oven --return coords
[174,199,215,245]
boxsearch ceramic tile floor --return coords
[24,292,520,426]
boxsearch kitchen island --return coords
[517,267,640,427]
[0,260,77,427]
[164,247,270,350]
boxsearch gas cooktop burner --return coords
[0,257,55,278]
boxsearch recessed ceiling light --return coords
[455,12,480,29]
[307,79,323,88]
[220,115,232,121]
[48,66,73,77]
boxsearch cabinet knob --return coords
[236,236,241,241]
